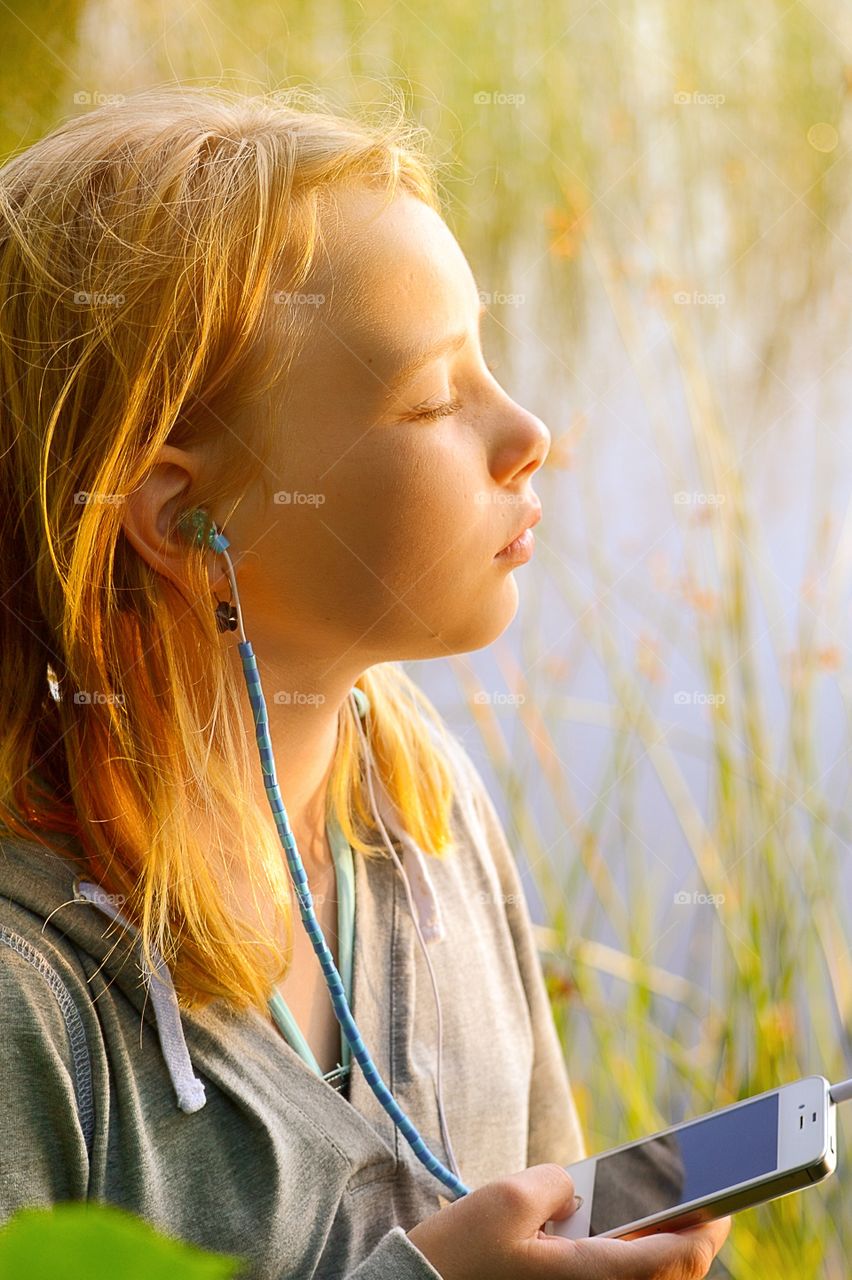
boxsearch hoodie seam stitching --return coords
[0,926,95,1160]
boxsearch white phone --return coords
[545,1074,838,1240]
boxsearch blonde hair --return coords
[0,85,461,1012]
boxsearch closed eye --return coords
[410,359,502,421]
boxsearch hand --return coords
[406,1163,732,1279]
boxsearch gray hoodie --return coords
[0,729,587,1278]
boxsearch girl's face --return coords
[223,184,551,674]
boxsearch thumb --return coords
[508,1163,578,1235]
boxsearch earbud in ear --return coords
[177,508,238,632]
[177,508,230,554]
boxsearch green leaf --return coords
[0,1201,246,1280]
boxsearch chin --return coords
[432,581,521,657]
[379,575,520,661]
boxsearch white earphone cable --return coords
[350,695,463,1183]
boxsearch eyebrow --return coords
[383,300,489,396]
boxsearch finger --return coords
[498,1163,577,1236]
[620,1214,731,1250]
[533,1222,725,1280]
[676,1214,732,1251]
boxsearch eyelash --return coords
[411,360,501,421]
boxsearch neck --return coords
[224,642,364,871]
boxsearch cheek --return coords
[344,454,484,594]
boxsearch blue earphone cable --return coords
[185,510,470,1199]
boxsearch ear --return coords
[120,445,229,595]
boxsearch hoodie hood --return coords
[0,833,208,1118]
[0,692,446,1118]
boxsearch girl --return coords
[0,86,730,1278]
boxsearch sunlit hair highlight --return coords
[0,84,462,1012]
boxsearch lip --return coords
[494,527,536,564]
[494,505,542,559]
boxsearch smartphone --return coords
[545,1074,837,1240]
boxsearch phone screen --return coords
[589,1092,779,1235]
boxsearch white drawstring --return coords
[73,879,207,1114]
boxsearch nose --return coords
[500,403,551,483]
